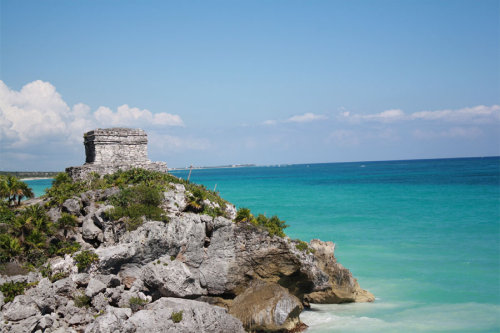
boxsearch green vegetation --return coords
[0,175,34,206]
[45,168,231,224]
[235,208,288,237]
[106,184,169,230]
[73,293,91,307]
[295,240,315,254]
[49,271,69,283]
[129,296,148,311]
[0,202,63,264]
[0,281,27,303]
[57,213,78,230]
[73,250,99,272]
[171,310,183,323]
[184,184,227,218]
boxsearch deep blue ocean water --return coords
[26,157,500,332]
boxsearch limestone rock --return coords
[162,184,187,213]
[229,280,303,332]
[124,298,245,333]
[142,259,206,298]
[3,295,40,321]
[86,278,107,298]
[62,198,82,216]
[304,239,375,303]
[85,306,132,333]
[82,216,103,243]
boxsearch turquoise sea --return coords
[26,157,500,332]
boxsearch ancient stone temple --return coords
[66,128,167,180]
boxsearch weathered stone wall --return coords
[84,128,149,164]
[66,128,167,181]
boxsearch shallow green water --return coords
[26,157,500,332]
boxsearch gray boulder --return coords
[162,184,187,213]
[82,217,103,243]
[123,298,244,333]
[85,306,132,333]
[62,198,82,216]
[142,258,205,298]
[3,295,40,321]
[86,278,107,298]
[229,280,303,332]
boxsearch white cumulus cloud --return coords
[0,80,184,149]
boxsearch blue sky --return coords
[0,0,499,170]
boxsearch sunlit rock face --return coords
[66,128,167,181]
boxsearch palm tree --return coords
[16,182,34,206]
[4,176,20,206]
[0,176,9,203]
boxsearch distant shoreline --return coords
[20,177,54,181]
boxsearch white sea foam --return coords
[301,302,500,332]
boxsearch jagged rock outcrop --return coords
[1,171,373,332]
[303,239,375,303]
[66,128,167,181]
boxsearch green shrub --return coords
[129,296,148,311]
[235,208,253,223]
[49,240,81,256]
[57,213,78,229]
[254,214,288,238]
[235,208,288,238]
[49,271,68,283]
[0,281,27,303]
[171,310,183,323]
[294,240,315,254]
[106,184,169,230]
[74,293,91,307]
[184,184,227,217]
[45,173,87,207]
[73,250,99,272]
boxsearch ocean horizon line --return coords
[1,155,499,175]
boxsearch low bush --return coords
[294,240,315,254]
[129,296,148,311]
[49,271,69,283]
[184,184,227,218]
[171,310,183,323]
[235,208,288,237]
[74,293,91,308]
[57,213,78,230]
[106,184,169,230]
[0,281,27,303]
[73,250,99,272]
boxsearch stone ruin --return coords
[66,128,167,180]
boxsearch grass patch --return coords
[171,310,183,323]
[73,250,99,272]
[74,292,91,308]
[106,184,169,230]
[235,208,288,237]
[0,281,27,303]
[129,296,148,311]
[294,240,315,254]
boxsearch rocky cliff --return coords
[0,169,373,333]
